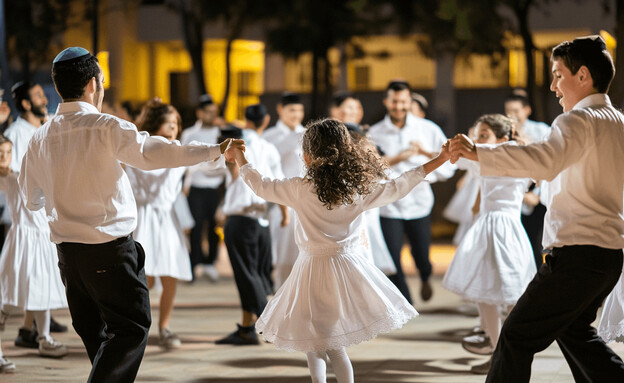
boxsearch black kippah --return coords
[218,125,243,141]
[245,104,267,122]
[280,92,302,106]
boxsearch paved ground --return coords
[0,246,622,383]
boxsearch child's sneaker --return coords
[0,358,15,373]
[159,328,181,350]
[38,336,68,358]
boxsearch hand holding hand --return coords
[449,134,477,163]
[439,140,451,162]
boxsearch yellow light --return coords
[600,30,616,50]
[96,51,110,90]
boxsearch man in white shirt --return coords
[181,94,224,281]
[369,81,455,304]
[262,92,305,288]
[504,92,551,268]
[450,35,624,382]
[217,105,286,345]
[19,47,242,382]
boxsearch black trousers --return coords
[380,215,432,304]
[188,186,222,268]
[224,216,272,316]
[521,202,547,268]
[486,245,624,383]
[57,235,151,383]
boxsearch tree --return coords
[388,0,508,134]
[5,0,75,82]
[266,0,389,118]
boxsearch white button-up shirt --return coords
[19,101,222,244]
[4,116,38,172]
[478,93,624,250]
[262,120,305,178]
[520,119,550,144]
[222,130,284,226]
[181,121,225,188]
[369,113,455,219]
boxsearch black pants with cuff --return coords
[224,216,272,316]
[188,186,222,268]
[486,245,624,383]
[57,235,151,383]
[380,215,432,304]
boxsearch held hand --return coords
[439,140,451,162]
[223,140,246,163]
[449,134,478,163]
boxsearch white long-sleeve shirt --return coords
[19,101,222,244]
[262,120,305,178]
[181,121,225,188]
[477,93,624,250]
[369,113,455,219]
[4,117,38,172]
[222,130,284,226]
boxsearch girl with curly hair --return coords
[225,118,450,383]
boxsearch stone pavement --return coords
[0,250,622,382]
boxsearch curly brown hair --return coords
[303,119,387,210]
[136,98,182,139]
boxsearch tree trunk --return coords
[178,0,207,96]
[514,1,543,121]
[610,0,624,108]
[433,49,456,136]
[221,36,234,117]
[311,49,320,118]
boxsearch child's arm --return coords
[362,141,450,210]
[227,146,298,207]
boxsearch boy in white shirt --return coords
[450,35,624,382]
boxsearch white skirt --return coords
[256,246,417,352]
[0,225,67,310]
[598,264,624,343]
[134,204,192,281]
[363,209,396,275]
[442,211,536,306]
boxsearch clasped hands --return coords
[222,138,246,164]
[445,134,477,164]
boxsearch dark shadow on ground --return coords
[385,327,476,344]
[192,356,481,382]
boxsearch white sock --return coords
[477,302,501,346]
[326,348,354,383]
[31,310,51,340]
[306,351,327,383]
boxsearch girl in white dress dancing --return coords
[226,118,450,383]
[125,100,191,349]
[442,114,536,374]
[0,134,68,361]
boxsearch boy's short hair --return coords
[504,93,530,107]
[11,81,37,114]
[245,104,267,128]
[52,47,100,101]
[551,35,615,93]
[384,80,411,98]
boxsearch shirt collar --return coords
[277,119,304,133]
[15,116,38,130]
[56,101,100,115]
[573,93,611,110]
[383,112,418,131]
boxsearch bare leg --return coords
[159,277,177,330]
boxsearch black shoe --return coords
[215,324,260,345]
[420,280,433,302]
[14,328,39,349]
[49,317,68,333]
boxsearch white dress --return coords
[0,172,67,310]
[598,261,624,343]
[442,162,536,306]
[126,166,192,281]
[240,163,422,352]
[362,208,396,275]
[443,164,480,245]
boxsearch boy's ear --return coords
[578,65,593,88]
